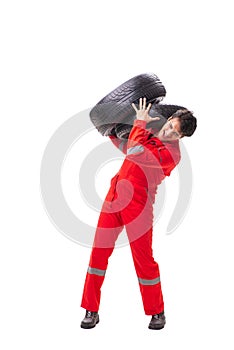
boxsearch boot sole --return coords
[148,324,165,330]
[80,318,99,329]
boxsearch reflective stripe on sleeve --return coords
[138,277,160,285]
[119,140,126,152]
[87,267,106,277]
[127,145,144,155]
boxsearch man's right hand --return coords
[132,98,160,124]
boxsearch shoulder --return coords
[166,140,181,163]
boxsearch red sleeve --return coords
[109,135,128,154]
[126,120,180,174]
[127,120,152,145]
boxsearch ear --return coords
[168,116,173,121]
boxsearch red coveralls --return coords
[81,119,181,315]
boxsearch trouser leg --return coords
[81,246,114,312]
[128,228,164,315]
[81,207,123,312]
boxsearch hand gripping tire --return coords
[89,73,166,136]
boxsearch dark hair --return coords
[172,109,197,137]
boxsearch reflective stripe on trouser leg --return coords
[138,277,160,285]
[87,267,106,276]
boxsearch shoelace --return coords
[153,312,164,319]
[153,314,159,319]
[86,311,92,318]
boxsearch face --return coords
[156,117,182,142]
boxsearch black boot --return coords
[80,310,100,329]
[148,311,166,330]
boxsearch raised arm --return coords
[127,98,180,175]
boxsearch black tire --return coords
[89,73,166,136]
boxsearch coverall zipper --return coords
[144,187,153,205]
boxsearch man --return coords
[80,98,197,330]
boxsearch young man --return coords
[80,98,197,330]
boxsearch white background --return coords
[1,0,234,349]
